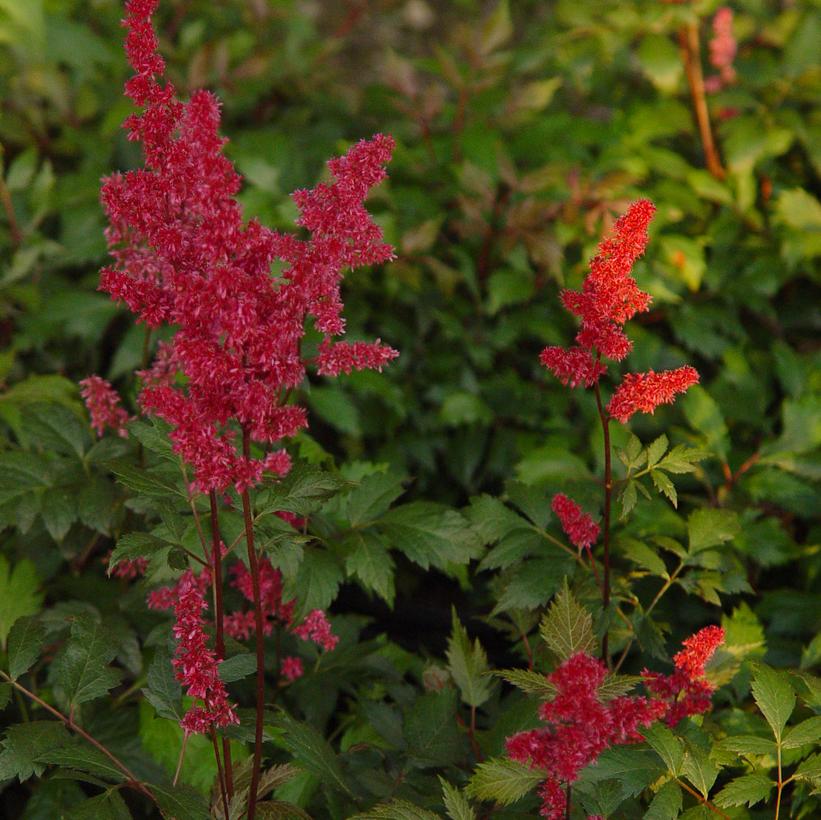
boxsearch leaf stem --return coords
[0,670,157,806]
[241,427,265,820]
[210,729,231,820]
[676,777,730,819]
[775,735,783,820]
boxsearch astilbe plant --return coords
[83,0,398,815]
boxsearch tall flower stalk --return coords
[540,201,699,656]
[98,1,398,814]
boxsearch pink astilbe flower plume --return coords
[101,0,398,495]
[79,376,131,437]
[607,366,700,424]
[705,8,737,93]
[551,494,599,551]
[506,652,664,820]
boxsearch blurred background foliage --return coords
[0,0,819,814]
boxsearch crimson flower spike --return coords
[101,0,398,496]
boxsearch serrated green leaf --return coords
[644,780,682,820]
[0,721,70,781]
[495,668,557,699]
[688,509,740,554]
[446,609,493,708]
[255,801,312,819]
[0,684,10,710]
[619,480,638,518]
[24,403,88,460]
[36,741,125,783]
[466,757,542,805]
[49,618,122,707]
[346,471,405,526]
[65,790,131,820]
[344,530,395,606]
[650,469,677,507]
[782,715,821,749]
[621,538,667,577]
[579,747,664,797]
[7,614,46,680]
[492,554,574,614]
[286,549,343,617]
[597,674,642,701]
[111,464,185,499]
[646,435,669,468]
[0,556,43,647]
[794,754,821,783]
[538,581,596,660]
[478,528,542,572]
[717,735,777,756]
[219,653,256,683]
[682,746,718,797]
[349,800,441,820]
[108,532,169,572]
[150,782,210,820]
[440,777,476,820]
[466,494,528,543]
[380,503,482,569]
[143,648,182,722]
[41,487,76,541]
[641,723,683,774]
[405,690,465,767]
[714,773,774,808]
[751,664,795,740]
[658,444,709,474]
[274,713,352,796]
[258,463,346,517]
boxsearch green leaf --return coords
[650,469,677,507]
[150,782,210,820]
[7,614,46,680]
[405,690,465,768]
[538,581,596,660]
[107,532,169,572]
[682,387,728,459]
[687,509,740,554]
[65,790,131,820]
[258,463,346,517]
[641,723,683,775]
[493,555,575,614]
[23,403,88,459]
[479,0,512,55]
[597,674,642,701]
[645,435,669,468]
[0,721,70,781]
[143,648,182,721]
[782,716,821,749]
[495,668,557,699]
[274,713,352,796]
[219,653,256,683]
[36,741,126,783]
[644,780,682,820]
[751,664,796,740]
[466,494,529,543]
[440,777,476,820]
[446,609,494,708]
[619,480,638,518]
[621,539,667,577]
[682,746,718,797]
[346,471,405,526]
[344,530,395,606]
[579,747,664,797]
[718,735,777,756]
[380,503,482,569]
[0,556,43,647]
[41,487,76,541]
[111,464,185,499]
[49,618,122,707]
[714,773,774,808]
[793,754,821,784]
[286,549,343,616]
[349,801,441,820]
[255,801,312,819]
[78,476,117,534]
[467,757,542,805]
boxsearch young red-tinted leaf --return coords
[0,557,43,647]
[539,581,596,660]
[466,757,542,805]
[6,615,46,682]
[446,609,494,708]
[714,773,774,808]
[751,663,796,740]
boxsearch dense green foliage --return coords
[0,0,819,818]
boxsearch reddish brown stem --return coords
[241,429,265,820]
[0,670,157,806]
[209,490,233,799]
[593,380,612,663]
[678,22,725,180]
[0,171,22,247]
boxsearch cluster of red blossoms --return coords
[507,626,724,819]
[540,199,698,422]
[551,494,599,552]
[705,8,737,93]
[79,376,131,438]
[99,0,398,495]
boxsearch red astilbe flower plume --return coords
[171,569,239,735]
[80,376,131,437]
[506,652,664,820]
[539,200,698,423]
[642,625,725,726]
[606,366,700,423]
[705,7,737,93]
[101,0,398,494]
[551,493,600,551]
